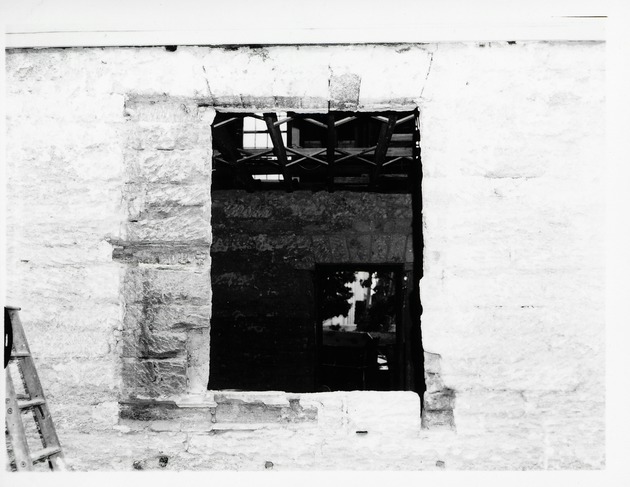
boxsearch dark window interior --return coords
[208,110,424,396]
[211,110,418,193]
[316,265,405,391]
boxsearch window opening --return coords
[211,110,418,193]
[209,109,423,397]
[242,113,288,150]
[316,265,405,391]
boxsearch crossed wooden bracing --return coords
[211,110,419,193]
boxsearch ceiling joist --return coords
[211,110,418,192]
[264,112,293,191]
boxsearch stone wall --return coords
[5,42,605,470]
[113,96,213,401]
[210,190,413,392]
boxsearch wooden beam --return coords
[212,124,256,191]
[334,145,377,164]
[372,115,389,124]
[382,156,408,167]
[285,147,327,166]
[395,114,415,126]
[212,116,240,129]
[273,116,294,127]
[236,148,274,163]
[231,146,411,158]
[326,112,336,192]
[334,116,357,127]
[303,117,327,129]
[264,112,293,191]
[371,114,398,186]
[334,149,375,166]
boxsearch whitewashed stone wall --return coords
[5,42,605,470]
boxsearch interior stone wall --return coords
[209,190,413,392]
[5,42,605,470]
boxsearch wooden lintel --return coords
[264,113,293,191]
[371,114,398,185]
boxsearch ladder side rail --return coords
[7,309,65,468]
[27,386,65,463]
[5,370,33,471]
[7,309,30,357]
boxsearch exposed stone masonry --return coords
[113,96,213,400]
[5,42,605,469]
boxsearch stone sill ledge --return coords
[120,390,426,436]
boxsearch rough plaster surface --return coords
[5,42,605,470]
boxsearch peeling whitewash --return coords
[5,42,605,470]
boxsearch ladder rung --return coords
[30,446,62,463]
[18,398,46,409]
[11,352,31,358]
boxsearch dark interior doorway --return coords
[315,264,405,391]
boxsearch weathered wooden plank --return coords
[334,116,357,127]
[285,147,327,167]
[264,112,292,191]
[18,397,46,409]
[220,146,412,158]
[334,148,376,166]
[395,114,415,126]
[236,148,274,163]
[372,115,389,124]
[303,117,327,129]
[212,116,240,129]
[273,116,294,127]
[391,133,413,142]
[30,446,62,464]
[326,112,337,192]
[382,156,411,167]
[334,145,377,164]
[372,114,398,185]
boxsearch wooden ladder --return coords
[5,306,66,471]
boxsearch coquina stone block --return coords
[124,148,211,183]
[121,358,188,398]
[122,268,211,305]
[123,304,211,333]
[124,96,202,122]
